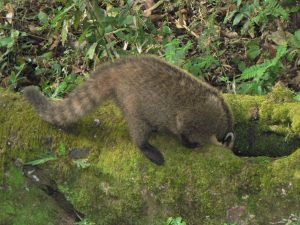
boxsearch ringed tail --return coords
[23,74,112,126]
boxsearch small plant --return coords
[164,39,192,67]
[186,54,220,78]
[73,158,90,169]
[24,153,57,166]
[24,142,67,165]
[59,143,67,156]
[0,29,28,90]
[75,219,96,225]
[166,217,187,225]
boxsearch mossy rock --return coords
[225,84,300,156]
[0,87,299,225]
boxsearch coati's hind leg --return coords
[127,117,165,165]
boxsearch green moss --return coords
[0,165,68,225]
[260,101,300,136]
[266,82,295,103]
[0,88,299,224]
[224,87,300,156]
[248,149,300,223]
[224,94,264,123]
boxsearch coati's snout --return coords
[221,132,235,149]
[210,132,235,149]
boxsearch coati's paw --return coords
[139,143,165,165]
[145,150,165,165]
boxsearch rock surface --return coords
[0,86,299,225]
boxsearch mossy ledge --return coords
[0,86,299,224]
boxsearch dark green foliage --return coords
[223,0,292,37]
[237,44,287,95]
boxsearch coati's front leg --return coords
[127,117,165,165]
[139,142,165,165]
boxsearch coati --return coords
[23,55,234,165]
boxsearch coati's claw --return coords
[139,143,165,165]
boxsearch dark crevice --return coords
[232,121,300,157]
[22,164,84,223]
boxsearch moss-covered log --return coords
[0,86,299,224]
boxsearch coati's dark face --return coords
[179,129,234,149]
[176,111,234,149]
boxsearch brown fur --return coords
[23,55,234,165]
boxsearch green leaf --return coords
[104,25,114,33]
[239,44,287,82]
[164,39,192,66]
[73,159,90,169]
[166,217,173,225]
[59,143,66,156]
[74,0,86,12]
[237,0,242,8]
[294,93,300,102]
[38,11,48,25]
[232,13,244,26]
[223,9,237,24]
[0,30,20,48]
[0,37,14,48]
[275,43,287,60]
[162,25,172,34]
[41,52,53,60]
[295,29,300,40]
[247,40,261,60]
[122,15,134,25]
[86,42,98,60]
[25,154,57,166]
[52,81,67,97]
[219,75,230,83]
[61,19,69,46]
[73,9,82,30]
[51,4,75,28]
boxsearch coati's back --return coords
[109,56,233,141]
[24,55,234,165]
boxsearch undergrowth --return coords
[0,0,299,96]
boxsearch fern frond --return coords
[238,44,287,81]
[238,60,272,80]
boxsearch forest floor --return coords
[0,0,299,96]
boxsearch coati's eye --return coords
[222,132,234,147]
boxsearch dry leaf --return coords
[222,28,238,39]
[49,35,60,50]
[5,3,14,24]
[270,30,293,45]
[143,0,163,17]
[143,0,155,16]
[144,0,155,10]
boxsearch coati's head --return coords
[175,106,234,149]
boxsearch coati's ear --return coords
[223,132,234,148]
